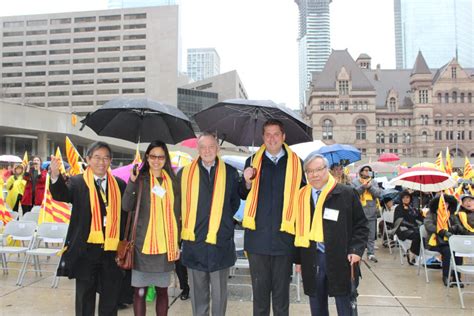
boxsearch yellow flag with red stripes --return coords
[435,151,446,172]
[65,136,83,176]
[463,157,474,179]
[38,174,71,224]
[55,147,66,175]
[22,151,28,167]
[132,143,142,165]
[445,148,453,175]
[0,195,13,224]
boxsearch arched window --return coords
[376,133,385,144]
[460,93,465,103]
[452,91,457,103]
[445,93,449,103]
[322,119,333,140]
[421,131,428,143]
[389,97,396,112]
[356,119,366,140]
[468,93,472,103]
[437,93,442,103]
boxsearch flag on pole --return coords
[445,148,453,175]
[65,136,83,176]
[55,147,66,175]
[435,151,446,172]
[132,143,142,165]
[38,174,71,224]
[0,195,13,224]
[22,151,28,167]
[454,184,464,201]
[463,157,474,179]
[429,193,450,246]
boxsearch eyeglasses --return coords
[90,156,111,163]
[148,154,166,161]
[305,166,327,175]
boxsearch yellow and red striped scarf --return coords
[83,168,121,251]
[295,174,337,247]
[242,143,302,234]
[142,170,179,261]
[181,158,227,244]
[359,177,374,207]
[458,211,474,233]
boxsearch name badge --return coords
[323,208,339,221]
[152,185,166,198]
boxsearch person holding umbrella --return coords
[294,153,368,316]
[240,119,305,316]
[49,141,127,316]
[179,132,241,316]
[21,156,47,214]
[122,140,180,316]
[352,165,382,263]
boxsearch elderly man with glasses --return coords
[294,153,368,316]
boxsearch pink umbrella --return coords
[389,167,455,192]
[378,153,400,162]
[112,163,178,183]
[181,137,198,149]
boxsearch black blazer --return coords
[50,174,126,279]
[296,184,369,297]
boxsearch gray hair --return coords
[197,131,219,145]
[303,152,329,171]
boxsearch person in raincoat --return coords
[6,164,26,212]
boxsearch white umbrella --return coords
[389,167,456,192]
[0,155,22,163]
[222,155,248,171]
[289,140,326,160]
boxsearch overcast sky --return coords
[2,0,395,109]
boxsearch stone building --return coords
[305,49,474,159]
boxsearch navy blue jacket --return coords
[179,159,240,272]
[239,151,305,256]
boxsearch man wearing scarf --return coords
[50,141,127,316]
[240,119,305,316]
[295,153,368,316]
[457,194,474,235]
[179,132,240,316]
[352,164,382,263]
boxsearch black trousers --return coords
[248,253,293,316]
[75,251,123,316]
[175,259,189,290]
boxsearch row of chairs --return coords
[381,209,474,309]
[0,220,68,288]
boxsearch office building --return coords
[0,5,179,115]
[394,0,473,69]
[108,0,178,9]
[295,0,332,108]
[187,48,220,82]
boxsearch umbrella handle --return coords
[351,262,358,281]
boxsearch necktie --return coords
[271,156,278,164]
[313,190,325,253]
[96,178,107,206]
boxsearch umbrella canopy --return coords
[363,161,398,174]
[0,155,22,163]
[222,155,248,171]
[381,188,401,202]
[289,140,326,160]
[194,99,312,146]
[80,98,195,144]
[169,151,193,168]
[181,137,198,149]
[389,167,456,192]
[314,144,361,167]
[411,162,437,169]
[378,152,400,162]
[41,161,70,170]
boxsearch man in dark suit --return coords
[295,153,368,316]
[50,141,127,316]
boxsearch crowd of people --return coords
[1,118,473,316]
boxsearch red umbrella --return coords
[389,167,455,192]
[378,153,400,162]
[181,137,198,149]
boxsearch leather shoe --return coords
[180,288,190,300]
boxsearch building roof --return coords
[363,69,413,108]
[411,51,432,75]
[356,53,371,60]
[312,49,375,91]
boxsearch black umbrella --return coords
[350,263,360,316]
[193,99,312,146]
[80,98,195,144]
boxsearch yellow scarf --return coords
[359,177,373,207]
[83,168,121,251]
[142,170,179,261]
[458,211,474,233]
[242,143,302,234]
[295,174,337,247]
[181,158,227,244]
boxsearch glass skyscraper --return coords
[108,0,178,9]
[394,0,473,69]
[295,0,332,108]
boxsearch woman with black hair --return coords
[394,190,423,265]
[122,140,180,316]
[424,194,463,287]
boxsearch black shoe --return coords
[117,303,129,310]
[443,277,449,287]
[180,288,190,300]
[450,278,465,288]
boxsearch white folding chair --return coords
[9,211,19,221]
[0,220,37,275]
[22,212,39,223]
[30,206,41,213]
[447,235,474,309]
[382,209,395,254]
[16,222,69,287]
[417,225,441,282]
[394,234,412,265]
